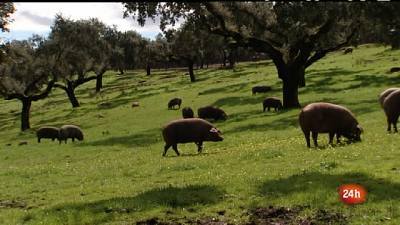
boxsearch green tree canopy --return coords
[0,39,55,131]
[123,2,366,108]
[47,15,113,107]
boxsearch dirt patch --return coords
[246,206,347,225]
[136,217,232,225]
[0,199,27,209]
[136,206,346,225]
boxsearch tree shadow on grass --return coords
[236,60,273,70]
[163,151,221,158]
[81,128,161,148]
[198,82,250,96]
[344,98,380,116]
[346,74,400,89]
[259,172,400,203]
[33,109,90,127]
[224,114,299,134]
[26,185,225,225]
[211,96,266,107]
[222,70,256,79]
[305,72,400,94]
[302,68,372,93]
[226,109,266,123]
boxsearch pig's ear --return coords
[357,125,363,133]
[210,127,219,133]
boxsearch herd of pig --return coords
[35,86,400,157]
[161,87,400,156]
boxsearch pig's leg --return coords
[196,141,203,153]
[328,132,335,145]
[336,133,341,144]
[394,116,399,133]
[172,144,180,156]
[163,144,171,156]
[303,130,311,148]
[387,117,392,132]
[312,132,318,147]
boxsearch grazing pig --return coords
[379,88,400,108]
[383,89,400,132]
[343,47,353,54]
[390,67,400,73]
[182,107,194,118]
[131,101,140,107]
[168,98,182,110]
[252,86,271,95]
[18,141,28,146]
[263,97,283,112]
[59,125,84,144]
[36,126,60,143]
[198,106,227,121]
[299,102,362,148]
[162,118,223,156]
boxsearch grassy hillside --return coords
[1,44,400,224]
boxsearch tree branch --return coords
[31,80,55,101]
[54,83,68,91]
[4,93,24,101]
[75,75,97,87]
[202,2,286,70]
[23,74,48,96]
[228,2,287,47]
[308,19,334,44]
[305,23,359,68]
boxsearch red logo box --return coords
[338,184,367,205]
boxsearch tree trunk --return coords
[200,58,204,69]
[66,83,80,108]
[21,98,32,131]
[118,68,124,75]
[276,65,303,109]
[222,51,227,67]
[228,58,235,68]
[96,73,103,92]
[146,63,151,76]
[282,77,301,109]
[391,41,400,50]
[188,60,196,82]
[228,48,236,69]
[298,66,306,87]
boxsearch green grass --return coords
[1,44,400,224]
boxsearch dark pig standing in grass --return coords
[390,67,400,73]
[343,47,353,54]
[198,106,227,121]
[379,87,400,108]
[182,107,194,118]
[299,102,363,148]
[383,89,400,132]
[263,97,283,112]
[36,126,60,143]
[252,86,271,95]
[162,118,223,156]
[59,125,84,144]
[168,98,182,109]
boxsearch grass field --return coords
[1,44,400,224]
